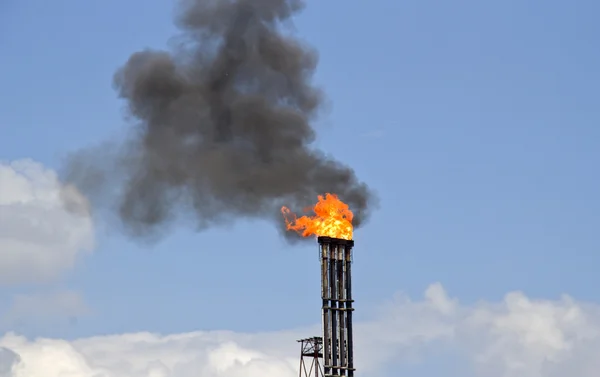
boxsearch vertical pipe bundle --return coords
[318,236,355,377]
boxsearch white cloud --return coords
[1,284,600,377]
[0,159,94,285]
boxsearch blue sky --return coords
[1,0,600,376]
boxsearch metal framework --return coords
[298,337,324,377]
[318,236,355,377]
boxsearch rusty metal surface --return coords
[298,337,324,377]
[318,237,355,377]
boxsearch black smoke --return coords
[64,0,375,241]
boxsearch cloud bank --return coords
[0,159,94,285]
[1,284,600,377]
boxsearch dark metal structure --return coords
[298,337,324,377]
[318,236,355,377]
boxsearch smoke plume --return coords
[65,0,375,241]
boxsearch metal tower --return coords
[318,236,355,377]
[298,337,324,377]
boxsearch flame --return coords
[281,193,353,240]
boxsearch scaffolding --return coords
[298,337,324,377]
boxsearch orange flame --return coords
[281,193,353,240]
